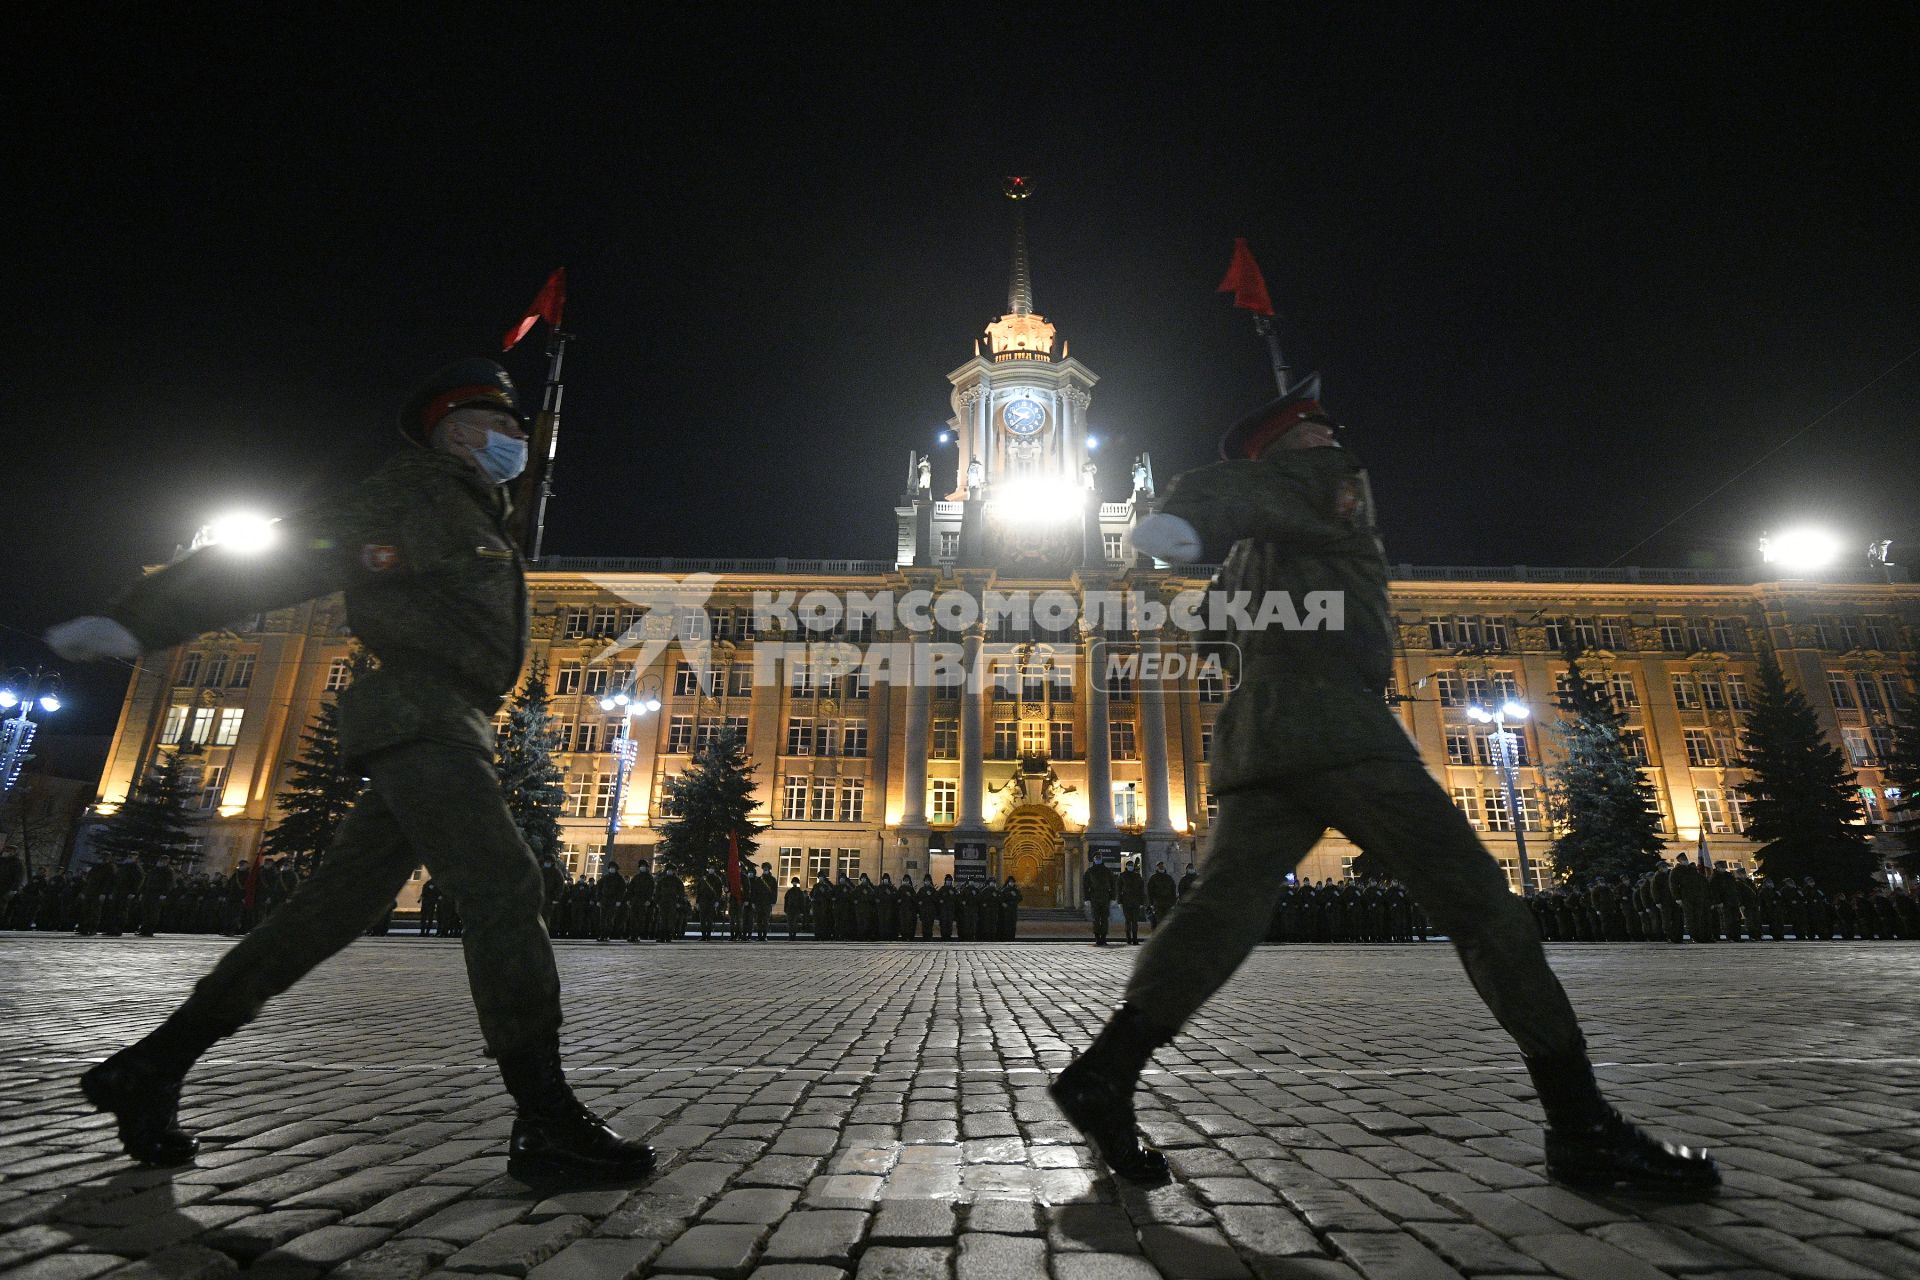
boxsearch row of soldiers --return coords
[1267,878,1431,944]
[0,853,308,937]
[1527,857,1920,942]
[417,858,1031,942]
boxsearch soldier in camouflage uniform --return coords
[49,359,652,1179]
[1049,381,1716,1197]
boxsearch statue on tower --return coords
[1082,459,1098,491]
[966,456,984,495]
[1131,453,1155,497]
[916,454,932,494]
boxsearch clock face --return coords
[1004,397,1046,435]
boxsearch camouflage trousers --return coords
[176,740,561,1055]
[1128,759,1585,1059]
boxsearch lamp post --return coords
[1468,699,1533,893]
[1,668,64,798]
[598,677,663,854]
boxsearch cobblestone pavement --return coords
[4,935,1920,1280]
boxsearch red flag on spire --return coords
[726,829,744,904]
[502,267,566,352]
[1216,238,1274,316]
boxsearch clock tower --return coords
[899,178,1140,572]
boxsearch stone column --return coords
[899,635,930,828]
[1141,635,1177,851]
[958,629,985,830]
[1084,630,1118,845]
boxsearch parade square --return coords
[5,935,1918,1279]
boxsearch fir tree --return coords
[1734,652,1877,891]
[496,658,569,863]
[94,752,202,867]
[656,727,765,880]
[1544,645,1667,887]
[262,648,372,871]
[1883,657,1920,872]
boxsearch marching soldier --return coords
[1050,380,1716,1196]
[47,358,651,1177]
[1083,854,1116,947]
[1117,859,1147,946]
[1146,862,1177,932]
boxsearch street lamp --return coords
[1467,699,1534,893]
[598,676,663,851]
[191,511,279,554]
[1,667,64,797]
[1759,527,1841,575]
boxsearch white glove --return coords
[1131,513,1204,563]
[45,616,143,662]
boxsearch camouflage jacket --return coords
[1156,446,1418,789]
[110,450,528,768]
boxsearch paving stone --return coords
[1049,1255,1161,1280]
[1046,1202,1139,1254]
[1138,1224,1254,1279]
[201,1210,344,1262]
[349,1186,486,1229]
[869,1201,956,1245]
[1328,1232,1464,1280]
[3,1254,129,1280]
[444,1215,589,1275]
[744,1267,847,1280]
[651,1223,767,1278]
[761,1211,869,1265]
[1695,1226,1883,1279]
[333,1238,459,1280]
[851,1246,951,1280]
[1213,1204,1322,1260]
[961,1201,1039,1235]
[521,1237,661,1280]
[1509,1233,1677,1280]
[1588,1221,1748,1271]
[954,1232,1044,1280]
[403,1200,534,1245]
[1406,1223,1545,1275]
[98,1244,240,1280]
[703,1190,801,1225]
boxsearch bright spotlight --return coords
[645,697,662,711]
[993,478,1082,523]
[1761,527,1841,573]
[0,691,16,709]
[39,695,61,713]
[1466,706,1492,723]
[598,697,616,712]
[937,431,951,444]
[614,692,631,706]
[200,511,279,553]
[1086,435,1100,451]
[1501,700,1528,720]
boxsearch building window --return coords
[1483,787,1513,832]
[1870,724,1895,763]
[590,606,618,637]
[1699,677,1726,711]
[931,719,958,759]
[202,653,229,687]
[1197,669,1227,704]
[1711,618,1747,651]
[1491,671,1520,702]
[1465,674,1490,706]
[1882,675,1907,714]
[1200,722,1215,759]
[992,720,1018,759]
[836,848,862,878]
[666,715,694,754]
[1110,720,1138,760]
[1863,616,1893,650]
[1451,786,1483,829]
[930,779,957,823]
[1112,781,1141,826]
[674,662,702,696]
[1716,731,1741,765]
[1657,618,1686,651]
[161,704,190,745]
[1856,675,1885,716]
[325,658,352,692]
[786,717,814,755]
[187,707,215,747]
[802,780,832,822]
[1445,727,1474,765]
[589,774,613,818]
[839,779,865,823]
[842,719,868,757]
[728,663,754,698]
[804,847,834,880]
[1477,727,1529,767]
[1019,720,1048,756]
[783,777,809,821]
[212,708,244,747]
[778,846,804,883]
[1106,669,1134,702]
[1597,617,1625,649]
[1842,728,1873,767]
[789,662,815,695]
[1684,729,1717,767]
[556,663,583,695]
[178,652,204,685]
[1696,788,1731,835]
[1608,674,1639,709]
[575,721,601,754]
[1433,671,1463,707]
[991,664,1017,698]
[1810,616,1839,650]
[1670,675,1700,710]
[228,654,255,689]
[1518,787,1544,832]
[1103,532,1124,563]
[196,764,228,811]
[583,668,611,696]
[1481,616,1509,651]
[1049,721,1075,759]
[562,607,590,638]
[1726,674,1750,712]
[938,530,959,560]
[1621,729,1650,765]
[1726,791,1748,831]
[1826,675,1857,712]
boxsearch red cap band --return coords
[420,384,513,433]
[1239,400,1325,458]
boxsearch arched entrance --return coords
[1002,804,1065,906]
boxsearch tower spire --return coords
[1004,175,1033,316]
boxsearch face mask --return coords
[473,430,528,484]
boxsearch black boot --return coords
[80,997,237,1169]
[1050,1004,1172,1184]
[498,1040,656,1180]
[1526,1052,1720,1197]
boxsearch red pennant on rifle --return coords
[727,829,744,903]
[502,267,567,352]
[1216,238,1274,316]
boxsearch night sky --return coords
[8,7,1918,733]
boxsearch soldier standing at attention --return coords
[138,859,174,938]
[918,875,940,939]
[754,863,779,941]
[1000,875,1021,939]
[1177,863,1199,898]
[538,855,564,932]
[1146,862,1177,932]
[1083,854,1117,947]
[784,877,808,940]
[694,868,719,940]
[418,877,440,936]
[1117,858,1147,946]
[810,873,836,940]
[626,859,654,943]
[936,874,958,939]
[595,860,625,942]
[1049,381,1716,1197]
[47,359,652,1178]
